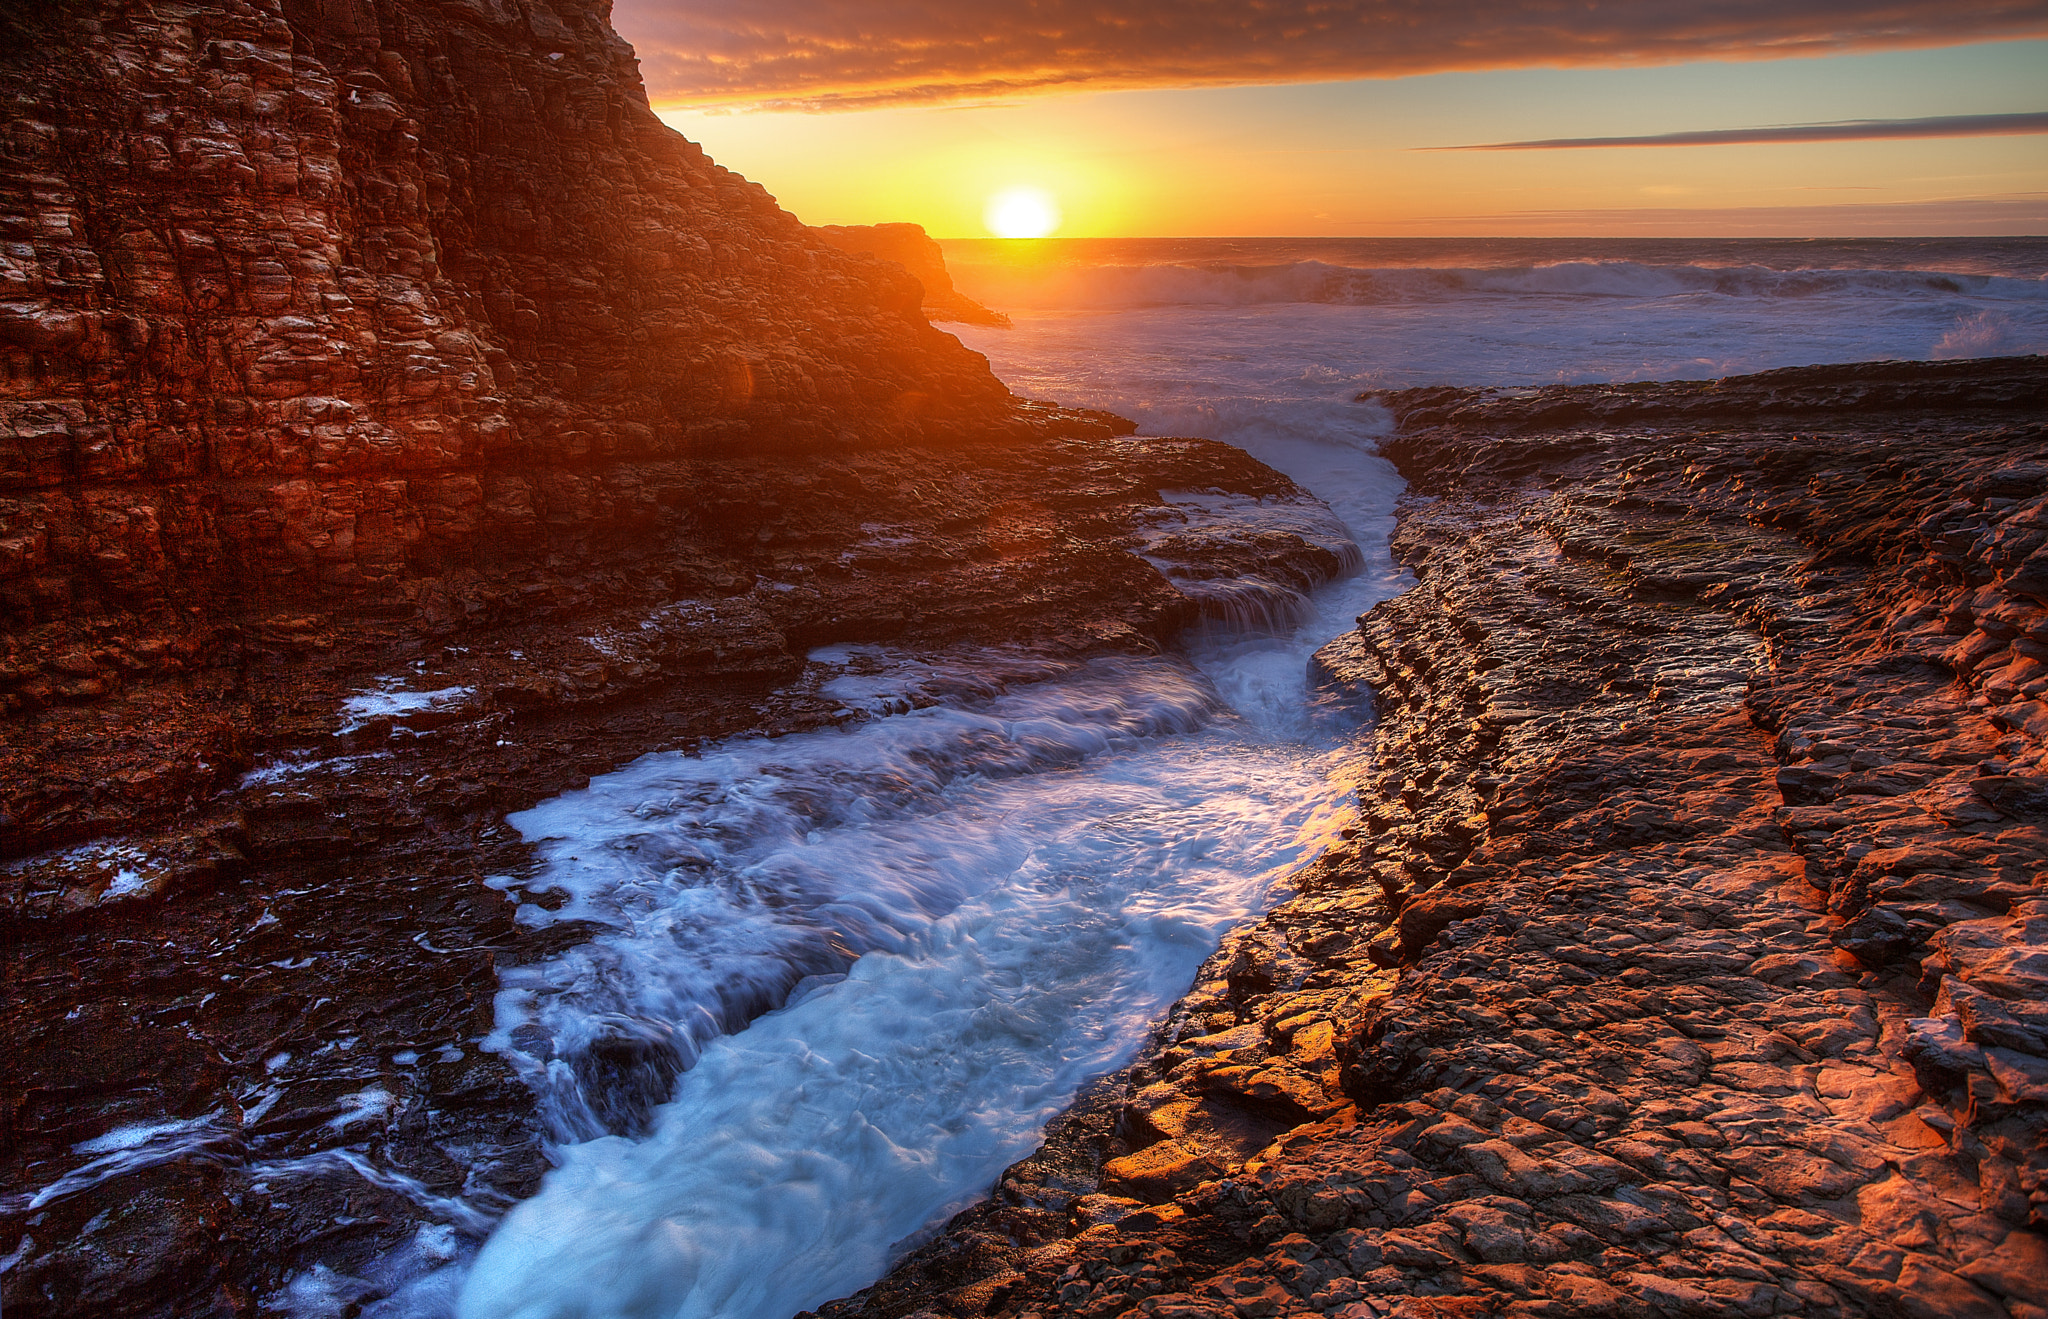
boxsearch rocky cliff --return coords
[0,3,1361,1313]
[819,356,2048,1319]
[0,0,1031,715]
[0,0,1151,860]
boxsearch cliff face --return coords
[0,5,1377,1312]
[0,0,1019,698]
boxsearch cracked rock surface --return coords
[815,355,2048,1319]
[0,0,1040,726]
[0,1,1356,1312]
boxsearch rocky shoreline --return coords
[811,355,2048,1319]
[0,0,1361,1310]
[6,3,2046,1317]
[0,423,1359,1315]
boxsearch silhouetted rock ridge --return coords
[816,223,1012,327]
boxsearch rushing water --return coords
[445,417,1408,1319]
[307,236,2044,1318]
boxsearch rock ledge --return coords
[817,355,2048,1319]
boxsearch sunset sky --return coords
[614,3,2048,238]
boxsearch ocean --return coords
[942,236,2048,388]
[325,237,2043,1318]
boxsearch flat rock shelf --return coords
[814,356,2048,1319]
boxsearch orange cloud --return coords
[614,1,2048,110]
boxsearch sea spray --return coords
[449,370,1407,1319]
[455,643,1387,1319]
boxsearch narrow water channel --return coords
[444,329,1412,1318]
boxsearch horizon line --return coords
[920,230,2048,242]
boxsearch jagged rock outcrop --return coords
[815,223,1011,327]
[0,3,1365,1314]
[0,0,1033,712]
[818,356,2048,1319]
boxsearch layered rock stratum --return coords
[0,2,1353,1313]
[7,5,2047,1319]
[0,0,1064,855]
[819,356,2048,1319]
[0,0,1021,676]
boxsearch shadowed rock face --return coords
[0,0,1024,695]
[817,356,2048,1319]
[815,223,1013,327]
[0,2,1370,1314]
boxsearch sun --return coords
[984,187,1061,239]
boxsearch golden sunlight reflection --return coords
[984,187,1061,238]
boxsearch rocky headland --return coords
[815,224,1012,328]
[814,355,2048,1319]
[5,3,2046,1318]
[0,1,1345,1313]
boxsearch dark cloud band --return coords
[1433,111,2048,149]
[612,1,2048,110]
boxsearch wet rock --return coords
[568,1015,691,1139]
[1393,889,1488,958]
[1103,1141,1228,1204]
[822,357,2048,1319]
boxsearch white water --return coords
[421,317,1406,1319]
[339,683,475,733]
[448,487,1403,1319]
[345,237,2038,1319]
[462,709,1357,1319]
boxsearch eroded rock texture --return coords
[819,356,2048,1319]
[0,2,1362,1313]
[0,0,1026,713]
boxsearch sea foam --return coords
[388,235,2042,1318]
